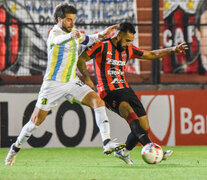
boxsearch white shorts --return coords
[36,78,93,111]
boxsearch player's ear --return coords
[57,17,62,23]
[195,28,201,41]
[116,33,121,41]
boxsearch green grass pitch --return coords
[0,146,207,180]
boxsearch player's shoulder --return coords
[51,25,60,32]
[50,25,63,35]
[129,45,143,51]
[102,38,111,44]
[94,38,110,47]
[93,39,105,46]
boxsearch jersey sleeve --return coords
[79,33,99,46]
[85,41,103,59]
[129,45,144,59]
[50,27,72,45]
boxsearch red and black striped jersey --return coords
[85,39,144,99]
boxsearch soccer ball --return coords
[141,143,163,164]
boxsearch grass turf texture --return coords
[0,146,207,180]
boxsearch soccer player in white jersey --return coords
[5,2,125,166]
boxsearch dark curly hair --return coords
[118,22,136,34]
[53,3,77,23]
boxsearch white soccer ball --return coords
[141,143,163,164]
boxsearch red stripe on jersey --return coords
[129,46,144,59]
[105,41,116,92]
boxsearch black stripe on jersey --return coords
[132,48,144,57]
[119,52,127,88]
[101,43,110,92]
[111,44,119,89]
[89,46,102,59]
[126,48,129,63]
[93,59,98,86]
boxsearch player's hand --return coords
[85,79,95,91]
[174,42,188,54]
[99,24,120,38]
[71,30,81,39]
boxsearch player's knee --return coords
[96,98,105,108]
[139,116,150,131]
[88,96,105,109]
[119,101,130,110]
[144,124,150,131]
[31,115,45,126]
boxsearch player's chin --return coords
[67,27,73,31]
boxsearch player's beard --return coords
[61,22,73,33]
[117,40,125,52]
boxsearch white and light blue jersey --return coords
[44,25,98,82]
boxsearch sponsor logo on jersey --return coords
[110,78,125,84]
[106,58,126,66]
[107,69,124,76]
[107,51,112,56]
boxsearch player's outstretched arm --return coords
[141,42,188,60]
[52,30,81,45]
[83,24,120,46]
[77,52,95,90]
[98,24,120,38]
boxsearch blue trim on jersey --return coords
[81,35,89,45]
[51,44,65,80]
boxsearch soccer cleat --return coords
[162,150,173,160]
[103,139,125,155]
[5,144,19,166]
[114,149,133,165]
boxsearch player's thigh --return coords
[66,79,94,105]
[119,101,134,119]
[36,80,67,111]
[127,89,146,117]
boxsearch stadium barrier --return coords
[1,89,207,148]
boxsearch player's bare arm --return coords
[141,42,188,60]
[98,24,120,38]
[77,52,95,90]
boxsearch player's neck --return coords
[111,38,118,48]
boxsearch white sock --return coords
[15,120,38,148]
[94,106,111,142]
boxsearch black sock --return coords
[125,132,139,150]
[103,138,111,146]
[12,144,20,152]
[129,120,151,146]
[138,134,151,146]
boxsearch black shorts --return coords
[103,88,146,117]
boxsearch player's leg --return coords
[5,80,63,166]
[5,107,49,166]
[16,107,49,147]
[81,91,125,154]
[114,101,151,164]
[119,101,151,145]
[114,132,135,165]
[119,101,173,160]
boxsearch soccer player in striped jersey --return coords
[5,3,125,166]
[78,22,188,165]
